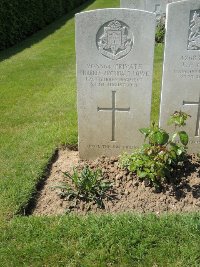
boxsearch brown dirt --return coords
[32,148,200,216]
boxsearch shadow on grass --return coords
[20,148,60,216]
[0,0,95,62]
[23,145,78,216]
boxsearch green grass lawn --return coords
[0,0,200,266]
[1,214,200,266]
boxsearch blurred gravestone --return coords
[120,0,183,20]
[120,0,146,10]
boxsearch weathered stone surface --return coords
[159,0,200,153]
[76,9,156,159]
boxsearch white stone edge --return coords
[75,8,156,18]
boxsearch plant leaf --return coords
[178,131,189,146]
[137,171,148,178]
[139,128,150,136]
[177,148,184,156]
[152,131,169,145]
[63,171,72,179]
[171,132,178,142]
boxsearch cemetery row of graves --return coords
[32,0,200,216]
[77,0,200,159]
[0,0,200,265]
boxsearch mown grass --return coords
[0,0,119,220]
[0,0,199,265]
[1,214,200,266]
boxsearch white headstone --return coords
[120,0,182,19]
[76,9,156,159]
[159,0,200,153]
[120,0,146,10]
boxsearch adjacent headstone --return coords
[120,0,146,10]
[120,0,182,20]
[76,9,156,159]
[159,0,200,153]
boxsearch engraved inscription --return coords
[188,10,200,50]
[183,95,200,137]
[173,55,200,79]
[88,144,137,150]
[97,91,130,141]
[96,20,133,60]
[80,63,150,88]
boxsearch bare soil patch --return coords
[32,148,200,216]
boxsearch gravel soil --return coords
[32,148,200,216]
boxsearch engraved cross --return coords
[154,4,161,13]
[97,91,130,141]
[183,95,200,137]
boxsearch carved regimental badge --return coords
[188,10,200,50]
[96,20,133,60]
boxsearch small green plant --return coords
[56,166,111,208]
[120,111,191,186]
[155,21,165,44]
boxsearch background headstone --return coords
[76,9,156,159]
[120,0,182,20]
[120,0,146,10]
[159,0,200,153]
